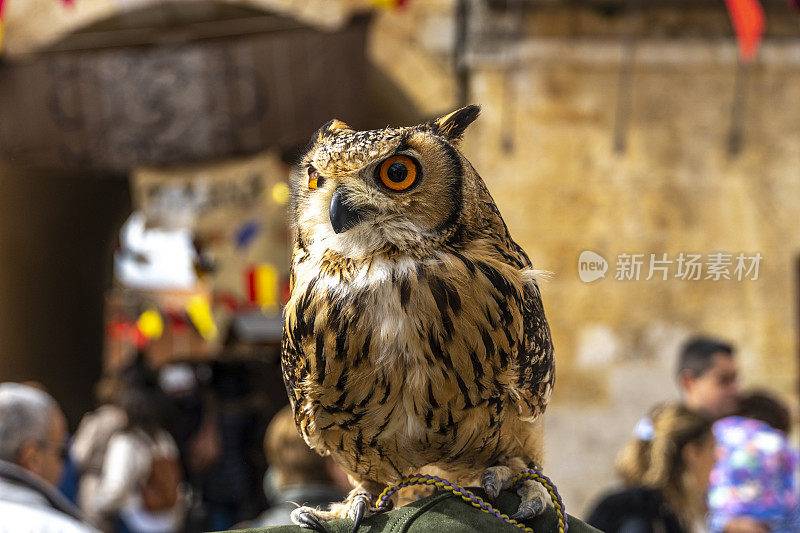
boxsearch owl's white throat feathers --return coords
[300,188,435,259]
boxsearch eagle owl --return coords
[282,106,555,531]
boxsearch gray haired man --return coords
[0,382,97,532]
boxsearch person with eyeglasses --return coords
[0,382,98,532]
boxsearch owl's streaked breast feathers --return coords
[281,105,554,488]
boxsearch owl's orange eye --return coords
[307,167,322,190]
[378,155,418,192]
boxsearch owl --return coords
[282,105,555,532]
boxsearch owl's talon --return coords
[513,478,548,521]
[481,466,513,500]
[481,472,499,500]
[349,494,370,533]
[290,507,330,533]
[510,497,544,521]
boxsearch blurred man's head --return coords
[676,336,739,419]
[0,383,67,485]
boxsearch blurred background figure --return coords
[248,406,350,529]
[157,362,218,532]
[677,336,740,420]
[708,390,799,533]
[196,361,268,531]
[586,403,715,533]
[72,375,129,530]
[0,382,97,532]
[86,367,184,533]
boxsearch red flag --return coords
[165,310,189,335]
[724,0,765,62]
[106,320,130,340]
[0,0,6,52]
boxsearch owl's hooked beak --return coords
[329,188,366,234]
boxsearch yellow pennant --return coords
[136,308,164,340]
[369,0,403,7]
[186,295,218,340]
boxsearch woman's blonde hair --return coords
[615,403,713,529]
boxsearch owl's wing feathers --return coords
[512,275,555,421]
[475,182,555,422]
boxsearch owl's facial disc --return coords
[329,188,366,234]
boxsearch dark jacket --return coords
[586,487,685,533]
[231,487,600,533]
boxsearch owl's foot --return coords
[480,462,549,521]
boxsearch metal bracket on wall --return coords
[455,0,471,108]
[499,0,523,153]
[613,0,641,155]
[727,60,751,157]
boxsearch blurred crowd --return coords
[587,337,799,533]
[0,355,349,533]
[0,336,796,533]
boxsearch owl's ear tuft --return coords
[326,119,352,133]
[313,119,351,142]
[430,105,480,142]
